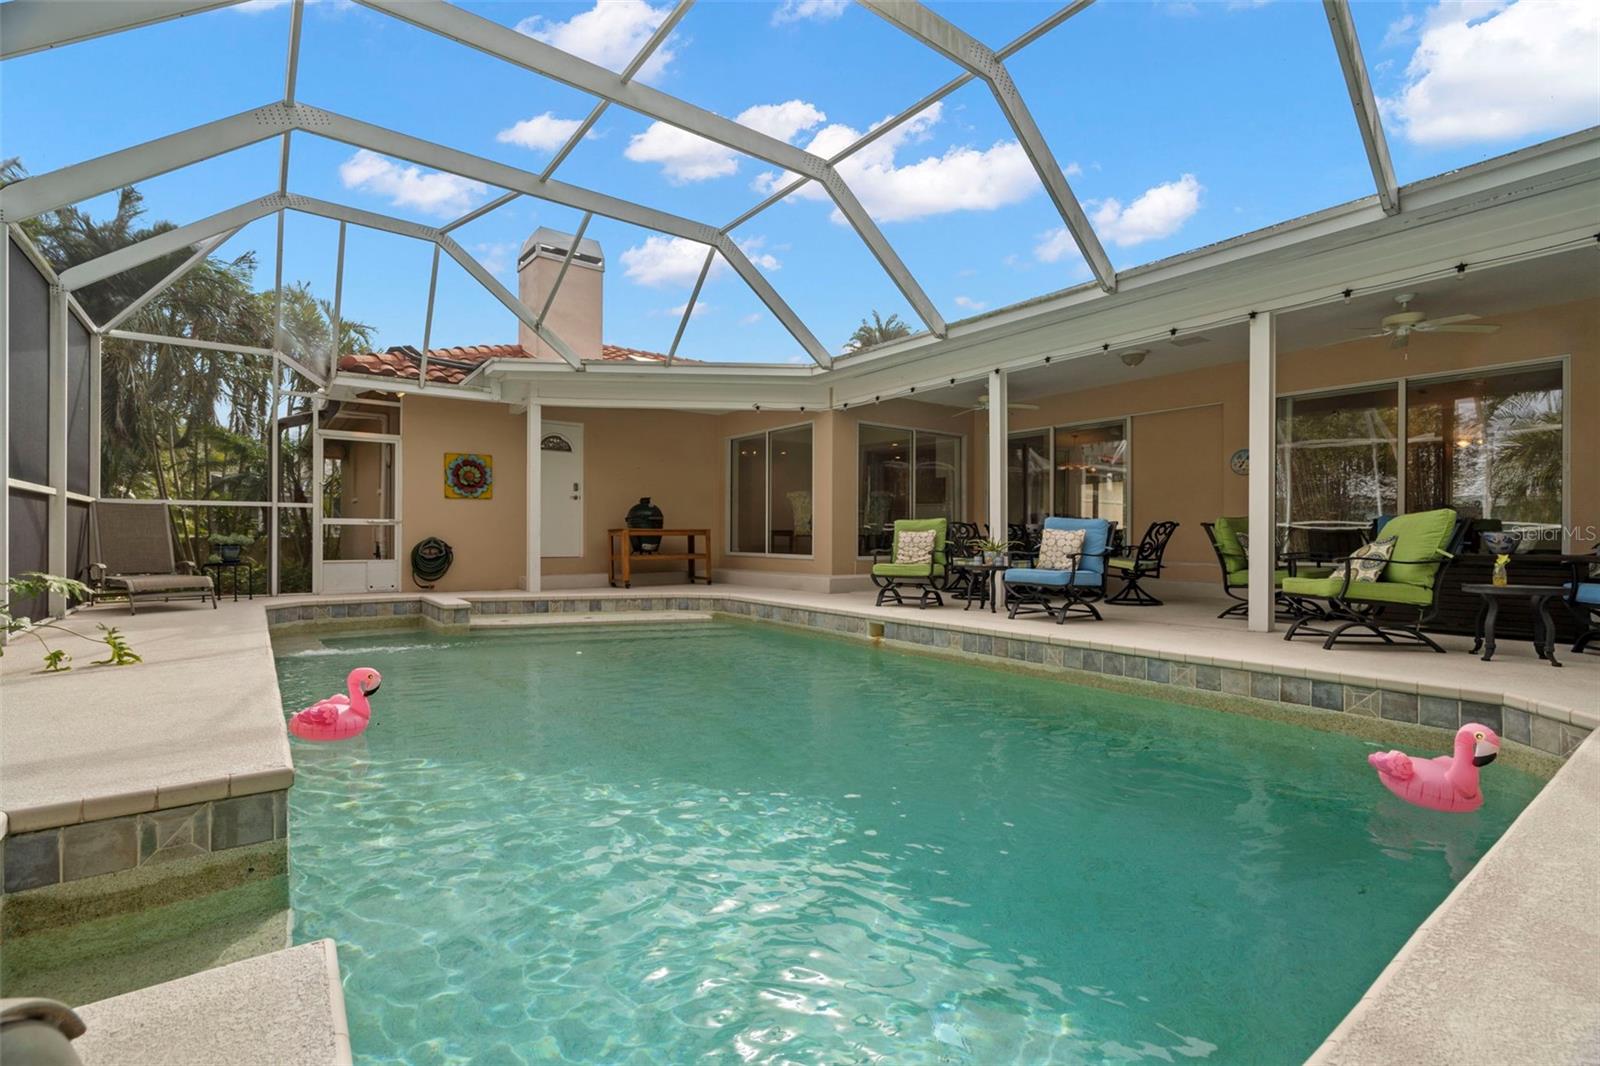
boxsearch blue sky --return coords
[3,0,1595,362]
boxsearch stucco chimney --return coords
[517,227,603,361]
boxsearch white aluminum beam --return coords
[1323,0,1399,215]
[667,248,715,365]
[440,191,518,234]
[328,221,346,379]
[106,328,326,385]
[0,230,10,609]
[1246,312,1276,632]
[724,0,1093,232]
[0,103,290,222]
[58,194,285,291]
[419,244,441,386]
[524,401,542,591]
[533,212,592,328]
[100,226,240,332]
[357,0,945,337]
[48,285,68,615]
[0,0,238,60]
[986,369,1007,545]
[858,0,1115,292]
[540,0,692,182]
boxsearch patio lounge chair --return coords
[1201,518,1332,620]
[1106,520,1179,605]
[89,501,216,615]
[1280,508,1461,652]
[871,518,949,609]
[1563,549,1600,654]
[1003,516,1112,623]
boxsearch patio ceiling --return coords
[1,0,1596,397]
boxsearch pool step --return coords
[469,610,714,629]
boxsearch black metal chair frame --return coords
[1281,533,1461,653]
[942,522,983,601]
[1106,521,1180,606]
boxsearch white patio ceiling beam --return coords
[101,227,241,332]
[857,0,1115,292]
[1322,0,1400,215]
[723,0,1093,232]
[58,193,287,291]
[356,0,943,339]
[539,0,694,183]
[275,192,586,370]
[302,106,832,367]
[0,103,291,222]
[0,0,239,60]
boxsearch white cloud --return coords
[337,150,487,217]
[1380,0,1599,146]
[516,0,678,83]
[953,295,987,311]
[773,0,848,25]
[497,112,588,152]
[751,101,1044,224]
[620,235,778,287]
[667,301,711,318]
[625,100,826,183]
[739,312,763,326]
[1034,174,1203,260]
[473,241,517,277]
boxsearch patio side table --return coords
[1462,583,1563,668]
[203,559,255,603]
[951,560,1007,614]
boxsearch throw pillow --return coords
[1350,536,1397,582]
[1036,527,1086,570]
[1235,531,1250,560]
[895,528,936,566]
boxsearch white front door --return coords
[540,422,583,557]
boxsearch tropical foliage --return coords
[845,310,912,353]
[1,159,374,592]
[2,573,140,672]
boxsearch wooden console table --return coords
[607,528,713,588]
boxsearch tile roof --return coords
[337,343,694,385]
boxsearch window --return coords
[1008,432,1050,526]
[1276,386,1399,553]
[1053,421,1126,530]
[729,424,813,555]
[1407,365,1563,546]
[858,425,963,555]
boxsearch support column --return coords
[0,228,11,612]
[47,285,68,617]
[524,399,542,592]
[987,369,1008,541]
[1247,312,1276,633]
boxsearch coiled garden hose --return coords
[410,537,454,588]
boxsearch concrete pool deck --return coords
[3,581,1597,1063]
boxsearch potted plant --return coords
[972,537,1015,566]
[210,533,255,564]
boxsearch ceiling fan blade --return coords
[1421,313,1480,327]
[1008,402,1040,411]
[1428,323,1500,334]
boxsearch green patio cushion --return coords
[872,562,937,578]
[1213,516,1248,573]
[1107,557,1137,570]
[1279,575,1433,606]
[1226,567,1291,588]
[1379,508,1456,587]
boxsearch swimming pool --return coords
[276,622,1540,1064]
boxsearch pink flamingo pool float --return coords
[288,667,382,742]
[1368,723,1500,812]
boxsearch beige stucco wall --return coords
[389,297,1595,591]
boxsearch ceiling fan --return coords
[951,396,1041,418]
[1354,293,1501,349]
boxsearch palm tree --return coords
[845,310,912,353]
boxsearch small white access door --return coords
[539,422,583,557]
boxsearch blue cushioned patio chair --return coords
[1280,509,1463,652]
[870,517,949,609]
[1003,517,1113,623]
[1563,548,1600,654]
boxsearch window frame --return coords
[854,421,967,560]
[725,420,817,559]
[1005,415,1132,531]
[1276,355,1571,550]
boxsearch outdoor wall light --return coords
[1119,349,1149,368]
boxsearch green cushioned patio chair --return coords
[1106,520,1179,606]
[871,518,949,609]
[1280,508,1462,652]
[1201,519,1331,621]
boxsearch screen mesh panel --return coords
[7,239,50,485]
[8,490,50,620]
[68,311,92,495]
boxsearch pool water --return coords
[276,622,1540,1065]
